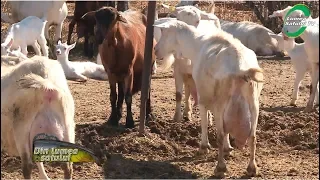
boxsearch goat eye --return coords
[64,47,67,50]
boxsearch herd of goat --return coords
[1,1,319,179]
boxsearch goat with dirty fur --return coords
[154,20,264,177]
[1,55,75,180]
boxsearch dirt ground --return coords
[1,1,319,179]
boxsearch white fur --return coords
[6,47,29,60]
[219,20,279,56]
[154,20,263,176]
[162,4,220,28]
[269,6,303,19]
[55,41,108,81]
[1,16,48,57]
[2,1,68,42]
[1,55,75,179]
[154,17,220,125]
[278,7,319,112]
[269,32,319,106]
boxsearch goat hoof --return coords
[106,120,119,127]
[214,165,227,177]
[290,100,297,106]
[223,147,234,157]
[173,114,182,122]
[246,163,259,177]
[107,114,119,126]
[125,116,134,129]
[125,121,134,129]
[199,142,211,154]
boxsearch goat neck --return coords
[56,53,70,68]
[283,38,296,53]
[175,25,205,64]
[105,21,125,46]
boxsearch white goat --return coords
[5,47,29,60]
[161,4,221,29]
[154,18,220,126]
[55,41,108,81]
[269,32,319,106]
[269,6,303,20]
[219,19,281,56]
[1,55,75,179]
[154,20,264,177]
[274,7,319,112]
[2,1,68,43]
[1,16,48,57]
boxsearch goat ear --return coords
[81,11,96,21]
[200,11,218,21]
[58,40,62,45]
[268,32,282,40]
[194,4,199,8]
[162,3,176,13]
[153,22,170,29]
[68,42,76,50]
[117,14,128,23]
[269,11,282,18]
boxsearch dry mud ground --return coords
[1,1,319,180]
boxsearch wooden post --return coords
[139,1,156,135]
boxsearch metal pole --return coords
[139,1,156,135]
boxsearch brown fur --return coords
[98,9,156,95]
[84,7,156,127]
[67,1,114,57]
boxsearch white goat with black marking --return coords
[1,55,75,180]
[154,20,264,177]
[55,41,108,82]
[269,32,319,106]
[1,16,48,57]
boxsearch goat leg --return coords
[61,162,73,179]
[67,19,76,45]
[116,82,125,120]
[83,34,89,57]
[107,80,119,126]
[124,72,134,128]
[125,91,134,128]
[21,152,32,179]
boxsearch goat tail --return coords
[161,54,175,71]
[242,68,264,83]
[1,12,14,24]
[17,74,63,105]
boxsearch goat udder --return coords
[29,109,64,150]
[223,94,251,149]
